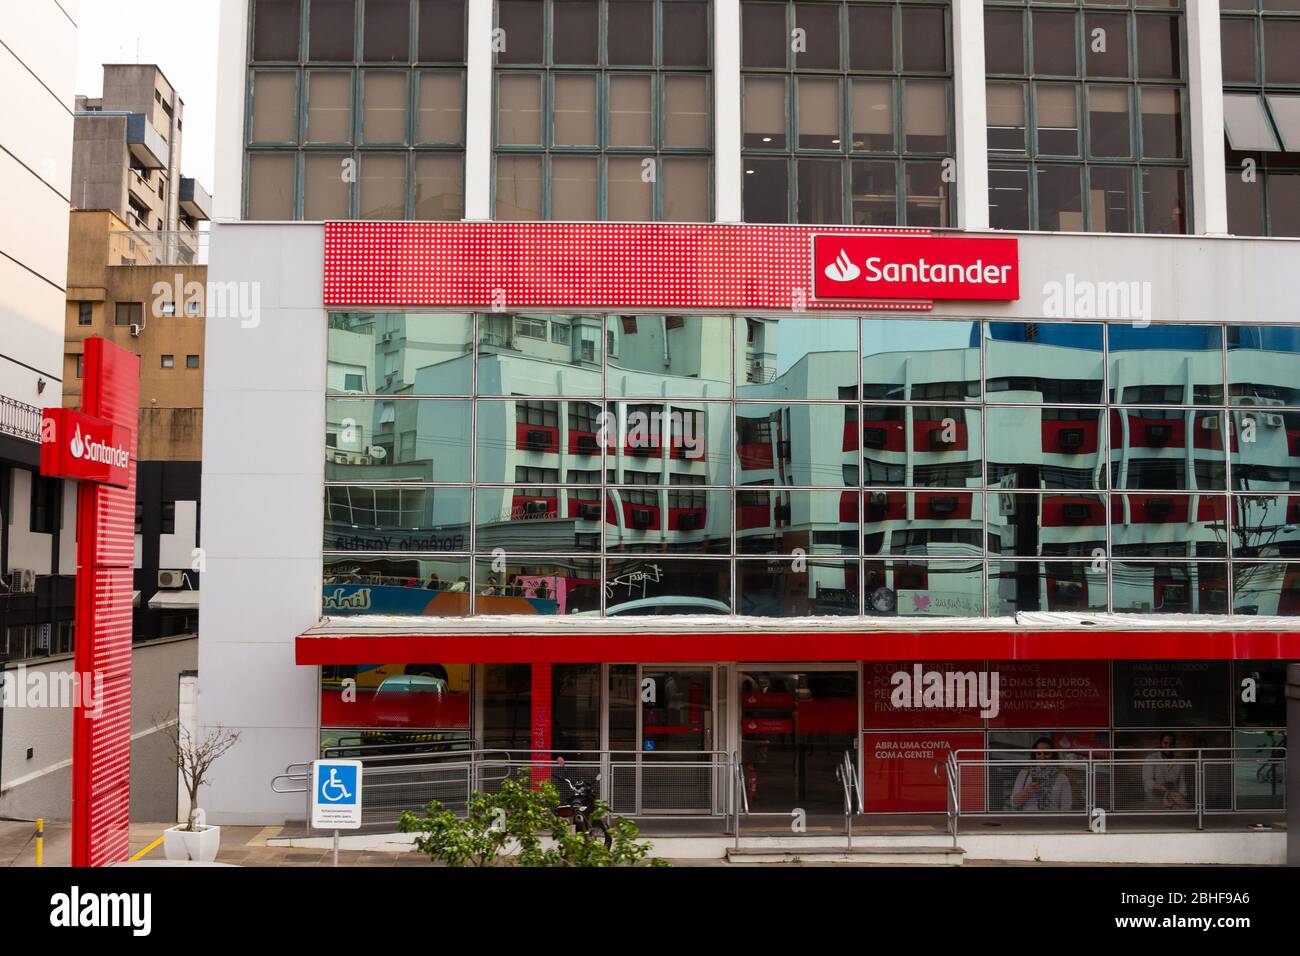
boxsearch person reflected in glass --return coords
[1007,737,1073,811]
[1142,732,1190,809]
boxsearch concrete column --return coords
[1187,0,1228,235]
[714,0,743,222]
[952,0,989,231]
[464,0,494,219]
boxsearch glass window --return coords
[419,0,466,62]
[740,489,859,555]
[606,487,731,553]
[328,312,473,395]
[737,559,861,616]
[990,561,1108,615]
[989,407,1106,490]
[418,72,464,144]
[863,560,984,617]
[1228,326,1300,407]
[1109,409,1227,491]
[253,0,301,61]
[251,72,298,143]
[474,558,602,614]
[985,322,1104,404]
[609,1,654,65]
[310,0,356,61]
[304,153,352,218]
[414,153,464,219]
[744,76,788,149]
[553,74,598,146]
[497,0,544,64]
[863,319,979,401]
[362,71,408,143]
[359,152,407,217]
[553,0,599,65]
[495,154,543,218]
[247,153,296,219]
[984,8,1024,76]
[743,157,789,222]
[609,75,653,147]
[364,0,412,62]
[306,71,353,143]
[1112,562,1229,614]
[606,558,731,613]
[327,398,472,482]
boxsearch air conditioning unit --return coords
[129,323,143,337]
[157,569,184,589]
[525,429,553,451]
[928,497,958,516]
[1057,428,1085,452]
[1053,580,1084,599]
[1161,584,1189,606]
[677,512,701,531]
[8,569,36,593]
[332,452,350,465]
[380,331,394,344]
[1146,497,1174,521]
[1201,415,1221,431]
[631,508,654,529]
[1062,502,1092,524]
[927,427,954,450]
[356,455,372,466]
[575,434,599,454]
[1201,589,1228,613]
[862,427,887,449]
[1261,413,1285,429]
[578,503,602,521]
[1145,423,1172,446]
[524,500,550,517]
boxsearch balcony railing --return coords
[0,395,41,443]
[109,229,208,267]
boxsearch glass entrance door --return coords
[635,667,715,813]
[739,669,859,814]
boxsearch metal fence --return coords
[272,746,735,828]
[944,747,1287,844]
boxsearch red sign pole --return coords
[43,337,139,867]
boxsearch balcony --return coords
[179,178,212,222]
[109,229,208,267]
[0,395,41,444]
[126,113,167,170]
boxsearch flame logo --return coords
[70,425,85,459]
[823,248,861,282]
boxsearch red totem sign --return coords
[41,337,139,866]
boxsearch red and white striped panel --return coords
[72,338,139,868]
[323,222,934,312]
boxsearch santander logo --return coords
[823,248,860,283]
[71,424,129,468]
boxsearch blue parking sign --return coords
[311,759,363,829]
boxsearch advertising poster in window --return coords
[862,731,984,813]
[1112,661,1230,728]
[863,661,989,728]
[988,660,1111,729]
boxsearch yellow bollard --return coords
[35,819,43,867]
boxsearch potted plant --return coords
[159,717,240,862]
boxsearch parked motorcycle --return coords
[554,766,613,850]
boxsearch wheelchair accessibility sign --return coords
[311,760,363,830]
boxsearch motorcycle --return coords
[555,773,613,850]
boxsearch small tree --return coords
[158,716,241,831]
[398,770,667,867]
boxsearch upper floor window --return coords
[985,0,1189,234]
[246,0,467,220]
[493,0,713,221]
[1221,0,1300,237]
[741,0,954,226]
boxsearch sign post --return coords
[311,759,363,866]
[40,337,139,867]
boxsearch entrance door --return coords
[635,667,715,812]
[739,669,859,814]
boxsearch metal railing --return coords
[834,749,863,848]
[944,747,1286,839]
[273,745,735,829]
[0,395,41,443]
[108,228,208,266]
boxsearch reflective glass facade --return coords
[323,312,1300,618]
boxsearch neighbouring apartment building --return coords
[199,0,1297,841]
[65,64,213,643]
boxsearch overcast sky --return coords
[75,0,221,192]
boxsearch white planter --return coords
[163,818,222,863]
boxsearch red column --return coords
[530,663,552,786]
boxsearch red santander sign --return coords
[813,234,1019,302]
[40,407,132,489]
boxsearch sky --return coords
[75,0,221,193]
